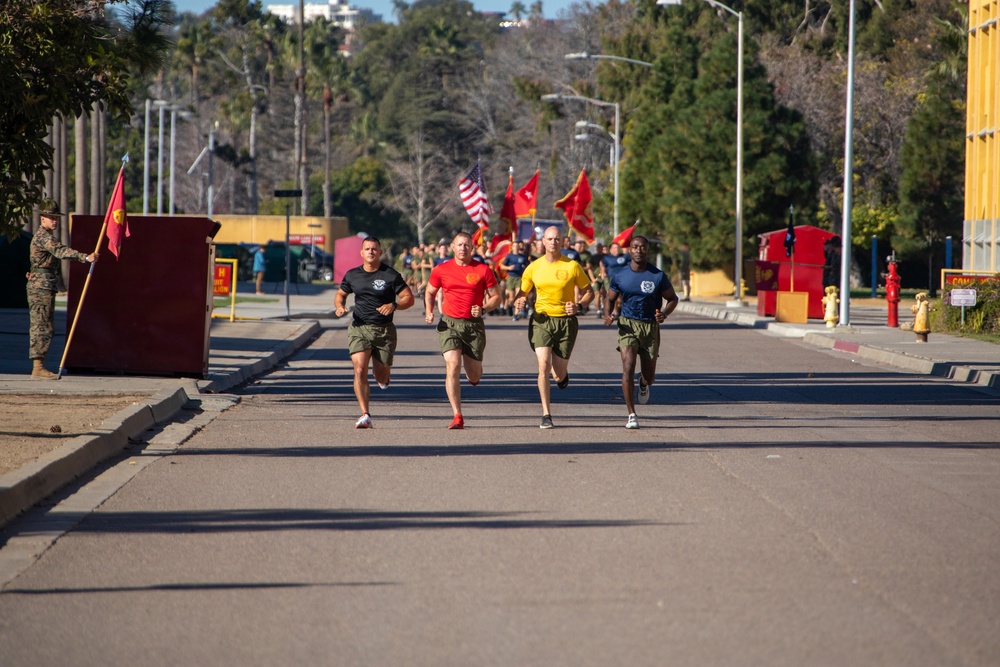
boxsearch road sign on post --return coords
[950,288,977,326]
[950,289,977,307]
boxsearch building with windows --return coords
[266,0,381,33]
[965,0,999,272]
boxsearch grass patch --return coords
[213,296,279,307]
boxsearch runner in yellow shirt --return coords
[513,225,594,429]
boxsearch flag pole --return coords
[58,154,128,379]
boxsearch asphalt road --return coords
[1,308,998,666]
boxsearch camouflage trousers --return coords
[27,287,56,360]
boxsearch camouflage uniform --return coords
[27,228,88,361]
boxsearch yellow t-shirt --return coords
[520,255,591,316]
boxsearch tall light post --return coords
[564,52,654,68]
[542,93,621,236]
[839,0,858,326]
[659,0,745,306]
[275,189,302,321]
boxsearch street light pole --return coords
[156,102,166,215]
[274,189,302,321]
[658,0,745,306]
[143,99,151,214]
[542,93,621,236]
[564,52,654,67]
[839,0,858,326]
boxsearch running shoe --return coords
[556,373,570,390]
[377,381,389,390]
[638,374,650,404]
[540,414,554,429]
[626,413,639,430]
[355,413,373,429]
[449,414,464,430]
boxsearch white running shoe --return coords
[355,413,373,429]
[638,374,650,405]
[626,413,639,429]
[377,381,389,390]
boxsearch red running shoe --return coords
[448,414,464,430]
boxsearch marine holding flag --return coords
[26,201,98,379]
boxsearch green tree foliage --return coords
[620,4,815,270]
[327,157,403,238]
[895,4,966,291]
[1,0,135,238]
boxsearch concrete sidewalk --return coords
[677,299,1000,389]
[0,284,341,528]
[1,285,998,529]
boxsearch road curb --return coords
[678,301,1000,390]
[199,320,321,394]
[1,321,321,529]
[0,385,191,530]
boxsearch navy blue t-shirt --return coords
[610,263,673,322]
[503,253,529,277]
[339,263,408,326]
[601,252,629,278]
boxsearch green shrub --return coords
[937,278,1000,334]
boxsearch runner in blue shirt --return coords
[600,242,630,319]
[604,235,679,430]
[500,241,530,319]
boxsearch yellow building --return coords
[211,215,349,254]
[966,0,1000,271]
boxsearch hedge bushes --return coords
[935,278,1000,334]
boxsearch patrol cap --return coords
[40,200,66,218]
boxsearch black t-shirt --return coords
[340,263,408,326]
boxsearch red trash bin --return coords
[756,225,836,320]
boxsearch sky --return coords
[170,0,578,22]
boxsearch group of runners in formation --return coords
[334,227,679,431]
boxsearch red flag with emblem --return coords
[514,170,539,218]
[554,169,594,244]
[105,166,129,258]
[489,173,517,273]
[612,221,640,248]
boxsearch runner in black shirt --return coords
[335,237,414,428]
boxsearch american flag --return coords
[458,161,492,227]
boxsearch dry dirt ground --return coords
[0,395,147,478]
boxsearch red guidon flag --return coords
[489,173,518,274]
[471,225,486,246]
[612,221,640,248]
[105,166,129,258]
[514,170,539,218]
[554,169,594,244]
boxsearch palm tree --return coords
[176,19,220,105]
[508,1,527,21]
[305,19,349,217]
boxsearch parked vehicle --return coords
[264,241,334,283]
[300,248,335,282]
[214,243,255,282]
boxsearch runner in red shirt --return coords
[424,231,502,429]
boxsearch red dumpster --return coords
[64,215,220,377]
[757,225,836,320]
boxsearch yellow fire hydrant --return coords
[911,292,930,342]
[822,285,839,328]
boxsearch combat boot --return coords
[31,359,58,380]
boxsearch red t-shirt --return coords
[429,259,498,318]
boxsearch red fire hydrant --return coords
[885,258,900,328]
